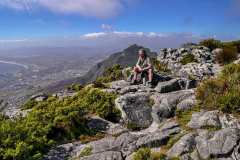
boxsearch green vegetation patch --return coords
[199,39,239,64]
[133,148,167,160]
[126,122,143,131]
[199,38,222,51]
[22,99,38,109]
[176,106,200,130]
[79,145,92,157]
[0,86,120,160]
[95,64,124,84]
[151,57,171,73]
[196,63,240,114]
[216,45,238,64]
[180,53,198,65]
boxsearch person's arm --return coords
[142,57,152,70]
[136,58,142,70]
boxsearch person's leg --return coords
[133,67,139,82]
[148,68,153,82]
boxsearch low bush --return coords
[151,58,171,73]
[0,86,119,159]
[216,45,238,64]
[196,63,240,113]
[79,145,92,157]
[67,83,84,91]
[22,99,38,109]
[95,64,123,84]
[180,53,198,65]
[133,148,167,160]
[222,40,240,53]
[199,39,222,51]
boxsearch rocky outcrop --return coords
[187,110,240,130]
[44,45,237,160]
[157,46,218,81]
[73,125,180,160]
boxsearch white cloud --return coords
[1,31,238,51]
[0,39,28,43]
[0,0,132,18]
[82,32,107,38]
[101,24,113,32]
[82,31,169,39]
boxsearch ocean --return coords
[0,62,24,74]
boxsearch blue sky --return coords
[0,0,239,49]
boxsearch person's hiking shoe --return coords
[130,80,137,85]
[147,81,153,88]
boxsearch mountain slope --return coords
[46,44,157,92]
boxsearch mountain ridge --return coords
[45,44,157,93]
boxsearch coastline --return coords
[0,60,29,69]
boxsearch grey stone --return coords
[154,78,185,93]
[115,93,153,129]
[176,96,196,111]
[151,89,195,123]
[135,127,181,149]
[87,116,128,135]
[187,110,222,129]
[167,133,196,158]
[196,128,240,159]
[31,93,48,102]
[43,142,83,160]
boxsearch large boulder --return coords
[196,128,240,159]
[43,142,83,160]
[87,116,128,135]
[135,128,180,149]
[151,89,195,123]
[115,93,153,129]
[154,78,185,93]
[109,80,155,95]
[167,133,197,158]
[176,95,196,111]
[187,110,222,129]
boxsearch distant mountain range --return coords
[46,44,157,92]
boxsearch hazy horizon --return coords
[0,0,239,52]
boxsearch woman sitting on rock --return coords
[131,49,153,87]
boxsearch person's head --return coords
[138,49,147,59]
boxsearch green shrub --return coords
[95,64,123,84]
[196,63,240,113]
[133,148,167,160]
[79,145,92,157]
[67,83,83,91]
[76,87,120,121]
[0,86,119,160]
[222,40,240,53]
[199,39,222,51]
[22,99,38,109]
[176,106,200,129]
[180,53,198,65]
[126,122,142,131]
[151,58,171,73]
[216,45,238,64]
